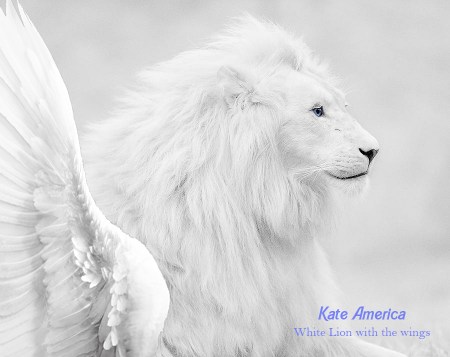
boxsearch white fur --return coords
[83,16,403,357]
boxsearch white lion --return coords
[82,17,404,357]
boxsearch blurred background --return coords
[19,0,449,354]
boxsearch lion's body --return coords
[83,17,403,357]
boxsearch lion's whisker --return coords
[294,163,336,182]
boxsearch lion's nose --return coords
[359,148,379,164]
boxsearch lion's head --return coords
[214,18,379,198]
[279,67,379,188]
[86,16,380,245]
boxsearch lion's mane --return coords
[83,17,363,357]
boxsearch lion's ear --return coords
[217,65,254,108]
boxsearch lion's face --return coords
[278,70,379,190]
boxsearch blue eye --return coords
[311,106,324,117]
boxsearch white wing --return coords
[0,2,169,356]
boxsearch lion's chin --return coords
[326,172,370,196]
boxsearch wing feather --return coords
[0,2,169,356]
